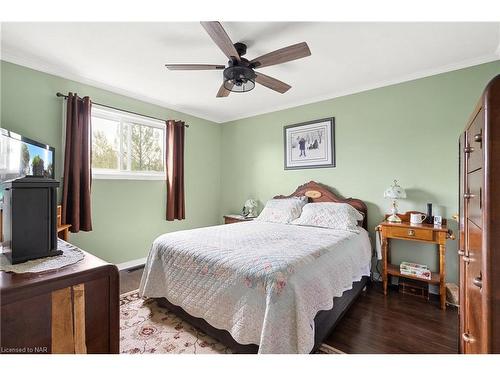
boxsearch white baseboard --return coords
[117,257,147,271]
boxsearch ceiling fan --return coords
[165,22,311,97]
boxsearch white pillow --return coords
[292,202,363,232]
[255,197,307,224]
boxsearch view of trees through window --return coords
[91,111,164,175]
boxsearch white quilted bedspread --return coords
[139,221,371,353]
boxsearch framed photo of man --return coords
[283,117,335,170]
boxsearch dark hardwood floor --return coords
[325,283,458,354]
[120,269,458,354]
[119,267,144,295]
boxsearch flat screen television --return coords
[0,128,55,185]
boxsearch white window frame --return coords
[91,105,166,180]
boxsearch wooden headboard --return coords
[274,181,368,230]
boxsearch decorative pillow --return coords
[255,197,307,224]
[291,202,363,232]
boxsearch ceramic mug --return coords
[410,213,427,224]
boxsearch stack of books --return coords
[400,261,431,280]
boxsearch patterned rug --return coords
[120,290,344,354]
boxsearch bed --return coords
[139,181,371,354]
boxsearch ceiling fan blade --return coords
[165,64,225,70]
[200,21,241,62]
[250,42,311,69]
[255,72,291,94]
[216,82,233,97]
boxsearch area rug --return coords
[120,290,344,354]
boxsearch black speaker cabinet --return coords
[1,177,61,264]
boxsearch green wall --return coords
[2,59,499,284]
[0,61,222,264]
[220,60,500,284]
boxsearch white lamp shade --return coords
[384,180,406,199]
[244,199,257,209]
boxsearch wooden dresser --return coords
[458,74,500,353]
[0,248,119,354]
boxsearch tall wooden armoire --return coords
[459,74,500,354]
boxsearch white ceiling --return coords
[2,22,500,123]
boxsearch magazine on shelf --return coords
[400,268,432,280]
[400,261,429,271]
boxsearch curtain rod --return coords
[56,92,189,128]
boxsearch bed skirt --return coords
[155,276,369,354]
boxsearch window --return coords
[91,106,166,180]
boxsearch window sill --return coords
[92,172,166,181]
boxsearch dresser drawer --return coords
[465,109,484,173]
[388,226,435,241]
[466,168,483,229]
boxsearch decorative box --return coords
[398,277,429,300]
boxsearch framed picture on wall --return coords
[283,117,335,170]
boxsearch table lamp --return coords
[384,179,406,223]
[243,199,258,218]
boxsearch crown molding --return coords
[220,53,500,123]
[0,47,222,124]
[2,46,499,124]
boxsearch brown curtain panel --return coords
[62,93,92,232]
[165,120,185,221]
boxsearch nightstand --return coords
[376,211,455,310]
[223,215,255,224]
[56,205,71,241]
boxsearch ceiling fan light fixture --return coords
[224,78,255,93]
[166,22,309,97]
[223,65,256,93]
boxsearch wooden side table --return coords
[223,215,255,224]
[56,205,71,241]
[377,212,455,310]
[57,224,71,241]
